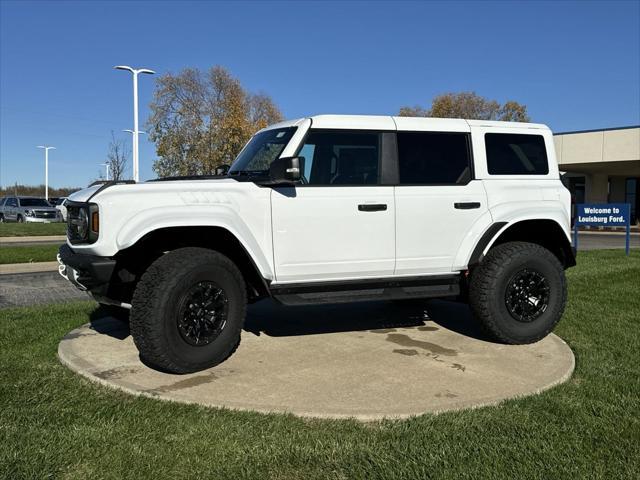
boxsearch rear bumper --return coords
[57,244,116,295]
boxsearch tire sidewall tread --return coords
[469,241,567,344]
[130,247,246,374]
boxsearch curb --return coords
[0,261,59,275]
[0,235,66,243]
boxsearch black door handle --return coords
[454,202,481,210]
[358,204,387,212]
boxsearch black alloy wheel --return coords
[177,281,229,346]
[504,269,550,323]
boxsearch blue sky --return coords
[1,0,639,188]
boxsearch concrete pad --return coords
[0,261,59,275]
[58,300,574,421]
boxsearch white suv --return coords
[58,115,575,373]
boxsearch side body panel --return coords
[454,125,572,268]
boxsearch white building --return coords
[554,126,640,225]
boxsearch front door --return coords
[271,130,395,283]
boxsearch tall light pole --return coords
[99,163,110,181]
[123,128,145,162]
[37,146,55,201]
[114,65,155,182]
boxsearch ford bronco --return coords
[58,115,575,373]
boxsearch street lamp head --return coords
[114,65,134,73]
[37,146,55,150]
[139,69,155,75]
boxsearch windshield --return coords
[19,198,51,207]
[229,127,297,175]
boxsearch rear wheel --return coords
[130,247,246,373]
[0,214,4,223]
[17,215,24,223]
[469,241,567,344]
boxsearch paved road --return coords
[577,232,639,250]
[0,271,89,309]
[1,232,637,309]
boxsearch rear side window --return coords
[397,132,471,185]
[485,133,549,175]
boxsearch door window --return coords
[297,130,380,185]
[397,132,471,184]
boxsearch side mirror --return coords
[215,164,230,176]
[269,156,303,183]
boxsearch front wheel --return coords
[469,241,567,344]
[130,247,246,373]
[17,215,24,223]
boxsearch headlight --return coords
[67,202,99,244]
[25,209,35,217]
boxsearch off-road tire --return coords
[0,214,4,223]
[469,241,567,344]
[17,215,24,223]
[130,247,246,373]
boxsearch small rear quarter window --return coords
[485,133,548,175]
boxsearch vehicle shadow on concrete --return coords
[88,309,130,340]
[243,299,492,342]
[85,298,493,343]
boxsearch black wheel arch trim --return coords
[468,222,508,265]
[470,220,577,268]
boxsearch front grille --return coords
[34,210,57,219]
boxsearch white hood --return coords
[67,184,103,202]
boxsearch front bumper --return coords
[26,216,62,223]
[57,244,116,295]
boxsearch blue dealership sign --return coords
[574,203,631,255]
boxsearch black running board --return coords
[270,274,460,306]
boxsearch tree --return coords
[147,66,283,177]
[399,91,530,122]
[103,131,129,181]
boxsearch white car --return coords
[55,197,68,221]
[58,115,575,373]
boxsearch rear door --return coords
[6,197,18,221]
[393,118,490,275]
[271,129,396,283]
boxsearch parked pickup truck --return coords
[58,115,575,373]
[0,196,62,223]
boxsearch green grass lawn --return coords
[0,221,66,237]
[0,244,61,264]
[1,250,638,479]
